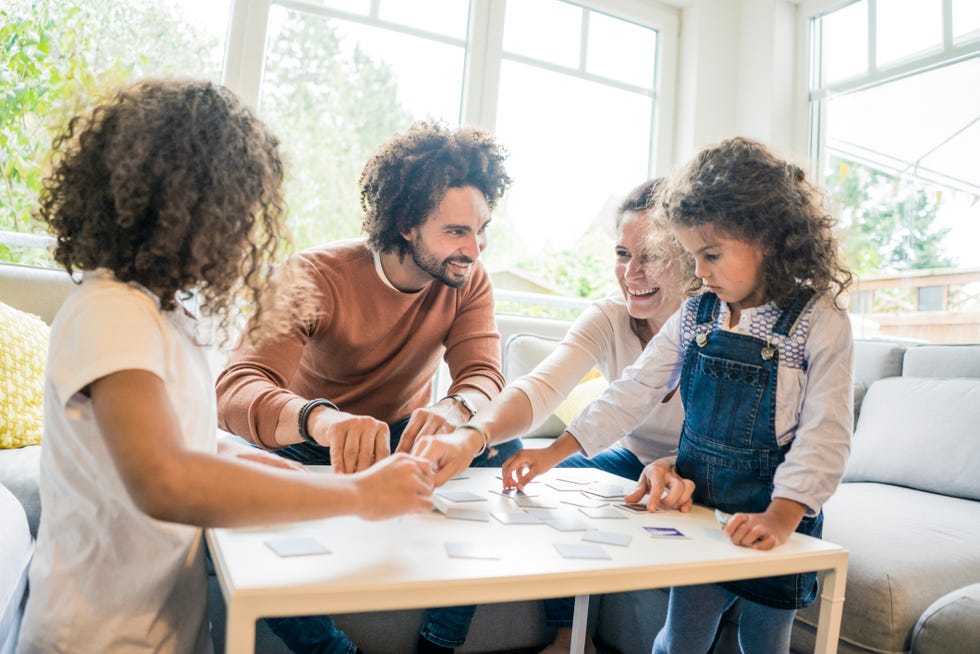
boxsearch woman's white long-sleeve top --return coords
[510,295,684,464]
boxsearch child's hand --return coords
[722,498,806,550]
[217,436,306,471]
[353,453,435,521]
[624,458,695,512]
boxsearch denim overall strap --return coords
[676,290,821,609]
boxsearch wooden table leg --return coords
[225,601,257,654]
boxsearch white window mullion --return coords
[461,0,505,130]
[650,5,677,176]
[942,0,953,49]
[222,0,273,110]
[579,8,590,73]
[867,0,877,74]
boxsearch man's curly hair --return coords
[662,136,852,308]
[359,121,511,254]
[37,79,309,344]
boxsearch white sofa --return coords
[496,326,980,654]
[3,261,980,654]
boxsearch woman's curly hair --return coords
[37,79,311,345]
[359,121,511,254]
[662,136,852,308]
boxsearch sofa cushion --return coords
[853,339,906,386]
[0,302,49,449]
[0,483,33,654]
[910,583,980,654]
[902,344,980,378]
[852,339,907,419]
[553,374,609,425]
[501,333,569,439]
[844,377,980,501]
[795,483,980,654]
[0,446,42,538]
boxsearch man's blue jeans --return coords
[267,416,523,652]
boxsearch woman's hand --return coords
[413,427,486,486]
[500,432,582,490]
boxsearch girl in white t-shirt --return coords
[18,79,435,654]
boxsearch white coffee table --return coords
[207,467,847,653]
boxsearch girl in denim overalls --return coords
[502,137,854,653]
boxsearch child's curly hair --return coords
[662,136,852,308]
[37,79,309,345]
[359,121,511,254]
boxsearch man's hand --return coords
[413,427,486,486]
[309,408,390,474]
[723,498,806,550]
[351,453,436,521]
[624,457,695,512]
[396,401,467,454]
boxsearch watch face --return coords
[452,393,476,416]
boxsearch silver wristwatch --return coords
[445,393,477,418]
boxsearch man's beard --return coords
[408,239,473,288]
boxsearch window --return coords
[225,0,678,308]
[0,0,230,265]
[806,0,980,343]
[253,1,469,249]
[2,0,676,311]
[492,2,666,303]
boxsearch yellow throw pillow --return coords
[0,302,49,448]
[553,374,609,426]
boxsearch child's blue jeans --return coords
[652,583,796,654]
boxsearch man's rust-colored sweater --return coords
[216,239,504,447]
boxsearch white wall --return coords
[670,0,805,167]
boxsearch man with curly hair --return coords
[216,121,518,654]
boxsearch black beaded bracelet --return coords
[298,398,339,445]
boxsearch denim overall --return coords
[676,290,822,610]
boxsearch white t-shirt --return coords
[511,295,684,464]
[18,271,214,654]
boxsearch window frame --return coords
[797,0,980,343]
[222,0,679,178]
[797,0,980,179]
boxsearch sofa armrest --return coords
[0,263,74,325]
[910,583,980,654]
